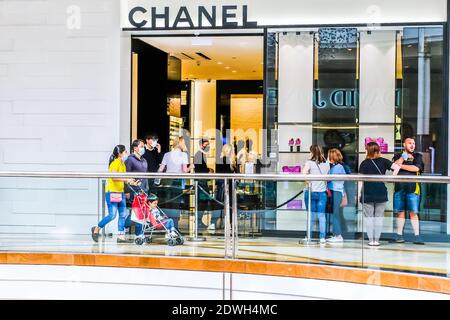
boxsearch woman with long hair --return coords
[157,136,194,229]
[91,145,137,243]
[359,142,400,246]
[302,145,330,244]
[326,148,347,243]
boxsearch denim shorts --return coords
[393,190,420,213]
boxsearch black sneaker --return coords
[91,227,99,243]
[390,234,405,243]
[413,235,425,245]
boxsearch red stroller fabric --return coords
[131,193,149,221]
[149,208,165,230]
[131,193,165,230]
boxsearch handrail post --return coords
[307,181,312,243]
[187,180,206,242]
[232,178,238,259]
[300,181,316,245]
[224,178,230,258]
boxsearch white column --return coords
[359,30,396,124]
[276,33,314,231]
[359,30,397,229]
[278,33,314,123]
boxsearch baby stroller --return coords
[129,187,184,246]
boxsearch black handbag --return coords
[325,190,333,214]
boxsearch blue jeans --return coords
[394,190,420,213]
[99,192,127,234]
[161,218,175,230]
[124,210,143,236]
[163,209,180,229]
[304,191,327,239]
[331,191,343,236]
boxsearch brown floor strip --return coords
[0,252,449,294]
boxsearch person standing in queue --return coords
[392,137,425,245]
[301,145,330,244]
[326,148,347,244]
[359,142,400,247]
[215,144,237,229]
[91,145,137,243]
[194,137,212,230]
[143,133,162,192]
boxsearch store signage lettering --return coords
[314,89,358,109]
[314,89,402,109]
[128,5,258,29]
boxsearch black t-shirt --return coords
[359,157,393,203]
[216,157,236,174]
[392,152,424,193]
[142,147,162,173]
[194,150,209,173]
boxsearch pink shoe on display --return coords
[289,138,294,152]
[295,138,301,152]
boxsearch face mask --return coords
[122,154,129,162]
[204,146,210,152]
[139,147,145,156]
[151,140,158,148]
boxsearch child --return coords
[147,193,178,238]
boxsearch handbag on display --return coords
[364,137,388,153]
[282,166,301,173]
[109,192,123,203]
[287,199,302,209]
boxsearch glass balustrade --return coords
[0,173,448,279]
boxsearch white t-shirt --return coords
[161,149,189,173]
[304,160,330,192]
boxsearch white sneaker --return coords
[319,238,326,244]
[327,235,343,243]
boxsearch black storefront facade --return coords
[121,0,450,240]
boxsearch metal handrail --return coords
[0,171,449,184]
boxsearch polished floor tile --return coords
[0,233,449,277]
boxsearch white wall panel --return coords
[0,0,125,234]
[278,33,314,123]
[359,31,396,124]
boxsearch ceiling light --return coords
[217,61,223,65]
[225,66,231,69]
[232,70,237,73]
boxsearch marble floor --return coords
[0,233,449,277]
